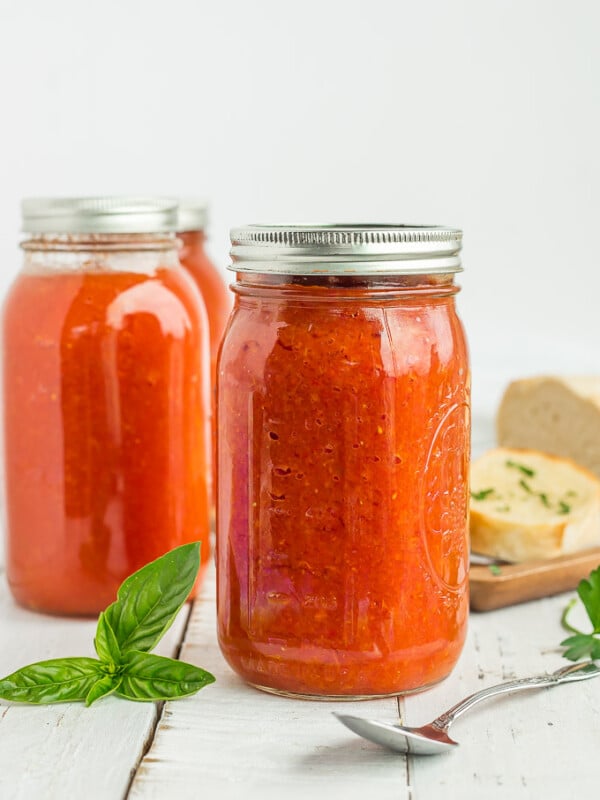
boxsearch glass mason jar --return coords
[177,200,231,506]
[3,197,212,615]
[177,200,231,380]
[217,225,470,699]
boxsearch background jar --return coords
[3,197,212,615]
[177,200,231,508]
[217,225,470,699]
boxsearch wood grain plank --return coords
[404,592,600,799]
[0,575,189,800]
[128,573,409,800]
[470,548,600,611]
[131,571,600,799]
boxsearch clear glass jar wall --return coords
[3,197,212,615]
[217,225,470,698]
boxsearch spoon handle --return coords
[433,661,600,730]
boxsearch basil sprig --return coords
[0,543,215,706]
[102,542,201,655]
[0,658,106,705]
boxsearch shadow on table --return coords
[295,736,407,771]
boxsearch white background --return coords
[0,0,598,412]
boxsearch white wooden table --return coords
[1,405,599,799]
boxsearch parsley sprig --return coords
[471,487,495,501]
[506,459,536,478]
[0,543,215,706]
[561,566,600,661]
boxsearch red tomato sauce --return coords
[178,230,231,505]
[217,278,470,697]
[3,268,211,615]
[178,230,231,384]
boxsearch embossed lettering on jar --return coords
[217,225,471,699]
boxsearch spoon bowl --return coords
[335,661,600,756]
[334,715,458,754]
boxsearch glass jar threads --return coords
[217,225,470,698]
[3,197,212,615]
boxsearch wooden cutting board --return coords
[470,547,600,611]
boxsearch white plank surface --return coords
[1,409,599,798]
[404,596,600,798]
[0,566,189,800]
[129,576,408,800]
[3,565,598,800]
[129,570,600,800]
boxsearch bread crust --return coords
[497,376,600,478]
[470,446,600,562]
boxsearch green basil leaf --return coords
[578,567,600,631]
[0,658,103,704]
[560,634,597,662]
[94,612,122,664]
[104,542,200,655]
[85,674,121,706]
[117,651,215,702]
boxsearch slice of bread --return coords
[470,447,600,562]
[497,376,600,478]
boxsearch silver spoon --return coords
[335,661,600,755]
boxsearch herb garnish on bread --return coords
[470,447,600,562]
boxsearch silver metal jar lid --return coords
[21,196,178,234]
[177,199,208,232]
[229,224,463,275]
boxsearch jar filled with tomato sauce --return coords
[177,200,231,379]
[217,225,470,698]
[177,200,231,505]
[3,197,212,615]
